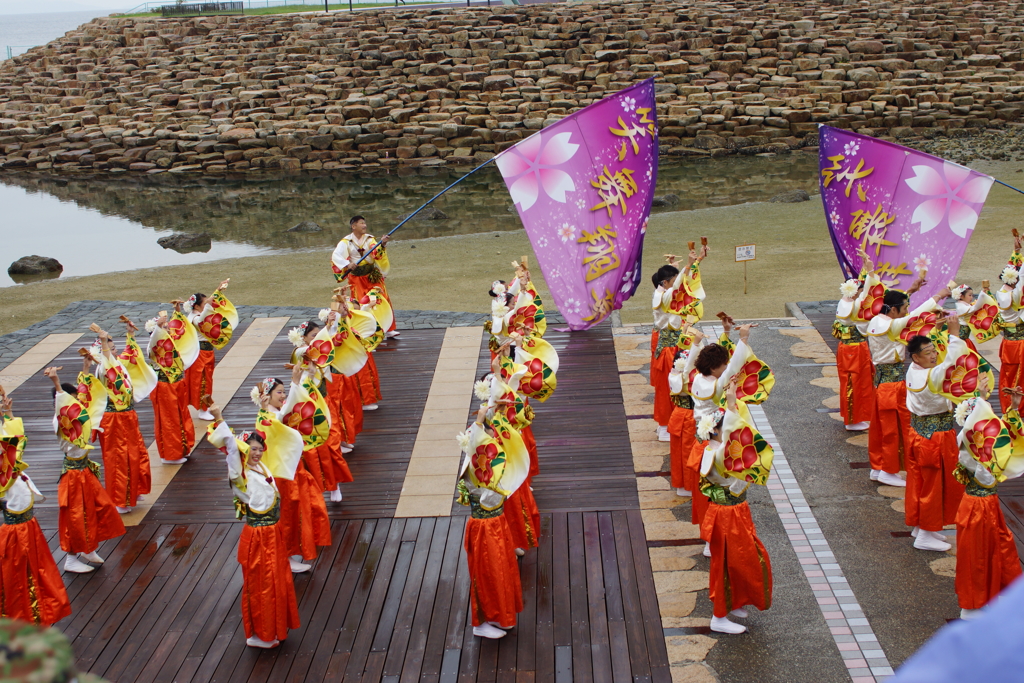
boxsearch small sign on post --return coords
[735,244,755,294]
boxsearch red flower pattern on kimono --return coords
[167,317,188,341]
[724,426,758,473]
[736,360,763,400]
[942,354,980,398]
[968,418,1002,463]
[58,403,85,443]
[525,358,545,392]
[473,443,499,485]
[285,401,318,436]
[153,338,176,368]
[857,283,886,320]
[198,313,224,341]
[973,304,998,331]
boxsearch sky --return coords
[0,0,123,14]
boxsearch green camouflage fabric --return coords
[0,619,110,683]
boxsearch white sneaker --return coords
[162,458,187,465]
[676,488,691,497]
[330,488,343,503]
[913,530,952,552]
[514,548,525,557]
[710,616,747,634]
[137,494,146,502]
[341,444,353,454]
[870,469,880,481]
[729,607,749,618]
[960,608,981,620]
[65,555,96,573]
[386,330,400,338]
[364,404,379,411]
[196,410,215,421]
[702,542,711,558]
[657,426,671,442]
[80,551,104,564]
[910,526,920,538]
[472,624,507,639]
[116,506,132,514]
[878,471,907,487]
[486,621,508,629]
[845,421,870,431]
[289,558,312,573]
[246,636,280,648]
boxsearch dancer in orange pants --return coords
[44,366,126,575]
[0,397,72,625]
[207,407,301,649]
[952,388,1024,618]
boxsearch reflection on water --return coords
[0,153,818,287]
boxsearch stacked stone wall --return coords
[2,0,1024,174]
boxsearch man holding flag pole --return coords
[332,215,399,338]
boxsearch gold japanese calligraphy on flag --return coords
[496,79,658,331]
[819,126,994,304]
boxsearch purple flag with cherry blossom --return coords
[496,79,657,330]
[819,125,994,305]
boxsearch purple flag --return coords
[496,79,658,330]
[819,125,994,305]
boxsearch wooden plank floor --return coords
[11,322,250,530]
[145,328,445,523]
[4,322,669,682]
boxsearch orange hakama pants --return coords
[504,486,541,551]
[150,379,195,462]
[651,346,675,428]
[701,500,773,618]
[1000,338,1024,413]
[184,347,215,410]
[276,462,331,560]
[304,442,353,493]
[357,353,382,405]
[465,514,523,628]
[649,329,659,370]
[522,425,540,479]
[868,380,909,474]
[347,274,397,333]
[327,373,357,446]
[955,491,1023,610]
[58,465,126,554]
[98,409,152,508]
[669,405,696,490]
[905,426,964,532]
[238,519,300,642]
[0,513,72,626]
[836,342,874,426]
[688,439,710,525]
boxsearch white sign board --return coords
[735,244,756,262]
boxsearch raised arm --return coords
[715,325,755,395]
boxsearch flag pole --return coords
[350,157,497,268]
[995,179,1024,196]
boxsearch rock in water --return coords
[399,206,449,221]
[157,232,212,253]
[651,194,681,207]
[769,189,810,203]
[8,255,63,275]
[286,220,323,233]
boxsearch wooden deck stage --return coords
[806,311,1024,561]
[6,321,671,683]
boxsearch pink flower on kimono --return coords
[904,162,994,238]
[496,131,579,211]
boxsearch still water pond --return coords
[0,153,818,288]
